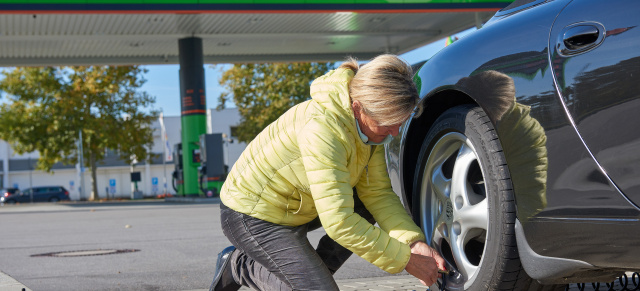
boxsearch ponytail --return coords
[339,56,359,73]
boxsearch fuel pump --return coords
[171,143,184,195]
[198,133,225,197]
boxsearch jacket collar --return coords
[309,68,361,145]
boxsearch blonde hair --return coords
[456,70,516,123]
[339,54,421,126]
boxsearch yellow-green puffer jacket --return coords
[220,68,426,273]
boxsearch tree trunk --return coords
[89,151,99,201]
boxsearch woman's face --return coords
[352,101,403,143]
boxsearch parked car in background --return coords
[1,187,20,198]
[0,186,69,204]
[386,0,640,289]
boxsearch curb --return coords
[336,275,426,291]
[191,275,425,291]
[165,197,221,203]
[0,271,30,291]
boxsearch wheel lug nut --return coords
[455,196,463,208]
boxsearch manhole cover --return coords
[31,249,139,257]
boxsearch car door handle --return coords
[558,23,605,56]
[563,25,599,49]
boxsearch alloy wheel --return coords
[419,132,489,289]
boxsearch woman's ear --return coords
[352,100,361,118]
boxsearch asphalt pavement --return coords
[0,198,421,291]
[0,199,636,291]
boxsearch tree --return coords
[217,62,334,143]
[0,66,159,200]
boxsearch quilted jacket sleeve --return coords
[355,146,426,246]
[298,118,413,274]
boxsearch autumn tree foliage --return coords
[0,66,159,200]
[216,62,334,143]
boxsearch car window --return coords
[500,0,538,11]
[495,0,548,16]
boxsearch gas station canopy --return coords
[0,1,511,66]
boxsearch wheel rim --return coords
[419,132,489,289]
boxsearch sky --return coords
[142,28,475,117]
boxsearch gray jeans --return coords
[220,194,375,291]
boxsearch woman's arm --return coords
[298,118,411,274]
[355,146,426,245]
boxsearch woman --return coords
[211,54,445,291]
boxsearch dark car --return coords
[1,187,20,204]
[386,0,640,289]
[1,187,20,198]
[1,186,70,204]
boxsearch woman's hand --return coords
[404,241,446,286]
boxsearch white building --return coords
[0,108,246,200]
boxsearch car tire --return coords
[49,197,60,203]
[4,199,16,204]
[411,105,560,290]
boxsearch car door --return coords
[33,187,48,202]
[18,189,32,203]
[49,187,62,200]
[549,0,640,207]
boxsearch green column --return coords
[178,37,206,196]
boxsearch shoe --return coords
[209,246,241,291]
